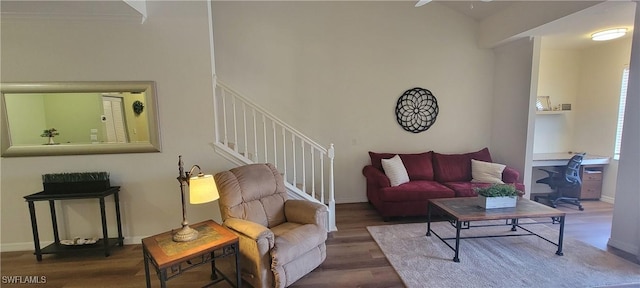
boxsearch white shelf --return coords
[536,110,570,115]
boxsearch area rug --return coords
[367,220,640,288]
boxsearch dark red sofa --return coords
[362,148,525,220]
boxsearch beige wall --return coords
[532,37,632,199]
[3,1,634,255]
[0,1,228,251]
[610,1,640,260]
[0,0,546,251]
[576,38,632,202]
[534,47,581,154]
[4,94,47,144]
[213,1,500,204]
[490,37,536,198]
[122,92,150,143]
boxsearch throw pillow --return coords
[433,147,493,182]
[471,159,505,184]
[368,151,434,180]
[381,155,410,187]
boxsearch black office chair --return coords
[534,153,585,211]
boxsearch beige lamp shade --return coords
[189,174,219,204]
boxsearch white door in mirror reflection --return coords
[102,96,128,143]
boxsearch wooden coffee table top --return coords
[429,197,565,222]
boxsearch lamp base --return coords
[172,225,199,242]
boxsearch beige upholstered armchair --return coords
[214,163,328,288]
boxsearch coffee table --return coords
[426,197,566,262]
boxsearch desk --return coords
[532,153,610,200]
[142,220,241,288]
[24,187,124,261]
[532,153,610,167]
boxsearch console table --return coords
[24,186,124,261]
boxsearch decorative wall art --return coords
[133,100,145,115]
[395,87,439,133]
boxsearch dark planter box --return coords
[43,180,111,194]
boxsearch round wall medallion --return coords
[395,87,439,133]
[132,100,144,115]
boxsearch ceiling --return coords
[439,1,513,21]
[437,1,636,49]
[0,0,142,20]
[1,1,635,50]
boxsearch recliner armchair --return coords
[534,153,585,211]
[214,163,328,288]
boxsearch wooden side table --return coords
[24,187,124,261]
[142,220,240,288]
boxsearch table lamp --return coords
[173,155,219,242]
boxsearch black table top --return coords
[24,186,121,201]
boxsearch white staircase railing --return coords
[212,81,336,231]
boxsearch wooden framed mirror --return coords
[1,81,161,157]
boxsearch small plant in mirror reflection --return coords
[40,128,59,138]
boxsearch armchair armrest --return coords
[362,165,391,188]
[284,200,328,231]
[224,218,274,247]
[502,166,520,183]
[223,218,275,285]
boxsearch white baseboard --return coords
[336,196,367,204]
[1,242,35,252]
[599,195,615,204]
[607,237,639,256]
[1,238,143,253]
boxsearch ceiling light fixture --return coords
[591,28,627,41]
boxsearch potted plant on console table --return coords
[475,184,520,209]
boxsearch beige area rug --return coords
[367,220,640,288]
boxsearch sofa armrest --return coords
[502,167,520,183]
[362,165,391,188]
[284,199,328,231]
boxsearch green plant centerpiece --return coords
[474,184,520,209]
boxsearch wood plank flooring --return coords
[1,201,636,288]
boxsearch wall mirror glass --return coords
[1,81,161,157]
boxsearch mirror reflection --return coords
[1,81,161,157]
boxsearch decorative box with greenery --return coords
[474,184,520,197]
[42,172,111,194]
[474,184,520,209]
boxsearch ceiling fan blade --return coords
[415,0,432,7]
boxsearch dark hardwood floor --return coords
[1,201,636,288]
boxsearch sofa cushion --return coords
[381,155,410,187]
[471,159,505,184]
[442,182,492,197]
[379,181,454,202]
[369,151,434,181]
[433,147,493,183]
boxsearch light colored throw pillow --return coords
[381,155,410,187]
[471,159,506,184]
